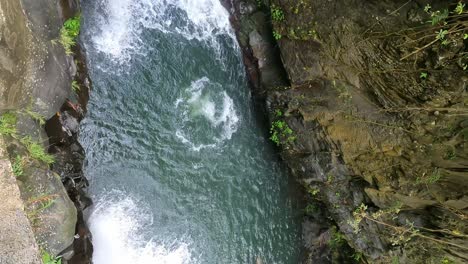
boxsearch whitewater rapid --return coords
[85,0,237,262]
[92,0,234,63]
[89,192,192,264]
[175,77,239,151]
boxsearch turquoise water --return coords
[79,0,302,263]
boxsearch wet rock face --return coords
[222,0,289,95]
[230,0,468,263]
[0,0,72,117]
[18,165,77,256]
[0,0,92,261]
[0,138,41,264]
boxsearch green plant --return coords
[270,4,285,22]
[401,3,467,61]
[27,194,57,226]
[273,30,282,40]
[0,112,17,136]
[352,251,364,262]
[329,226,346,249]
[441,256,455,264]
[308,187,320,196]
[269,118,296,146]
[430,9,449,25]
[326,174,334,184]
[71,80,80,93]
[444,148,456,160]
[256,0,263,8]
[427,168,441,184]
[274,109,283,117]
[12,155,24,177]
[305,203,317,215]
[24,110,46,126]
[41,249,61,264]
[420,72,428,79]
[351,203,468,251]
[58,15,81,55]
[20,136,54,164]
[455,1,465,15]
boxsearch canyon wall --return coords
[0,0,91,262]
[226,0,468,263]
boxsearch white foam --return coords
[175,130,217,151]
[174,77,239,151]
[92,0,140,61]
[90,0,235,63]
[89,192,191,264]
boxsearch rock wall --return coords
[0,0,91,262]
[0,0,72,116]
[0,137,41,264]
[226,0,468,263]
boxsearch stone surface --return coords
[0,138,41,264]
[0,0,72,118]
[0,0,84,258]
[229,0,468,263]
[18,165,77,256]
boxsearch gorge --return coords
[0,0,467,264]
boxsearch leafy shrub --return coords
[42,250,61,264]
[271,4,285,22]
[269,111,296,146]
[20,136,54,165]
[59,15,81,55]
[273,30,282,40]
[0,112,17,136]
[12,155,24,177]
[71,80,80,93]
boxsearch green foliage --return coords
[417,168,442,184]
[436,29,448,41]
[25,110,46,126]
[256,0,263,8]
[20,136,54,165]
[352,252,364,262]
[12,155,24,177]
[326,174,334,184]
[273,30,282,40]
[455,2,465,15]
[305,203,317,215]
[269,115,296,146]
[441,256,455,264]
[402,3,467,68]
[419,72,428,79]
[287,21,318,41]
[430,9,449,25]
[444,148,456,160]
[427,168,441,184]
[41,250,61,264]
[59,15,81,55]
[328,226,346,249]
[308,187,320,196]
[424,4,431,13]
[270,4,285,22]
[0,112,17,136]
[71,80,80,93]
[274,109,283,117]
